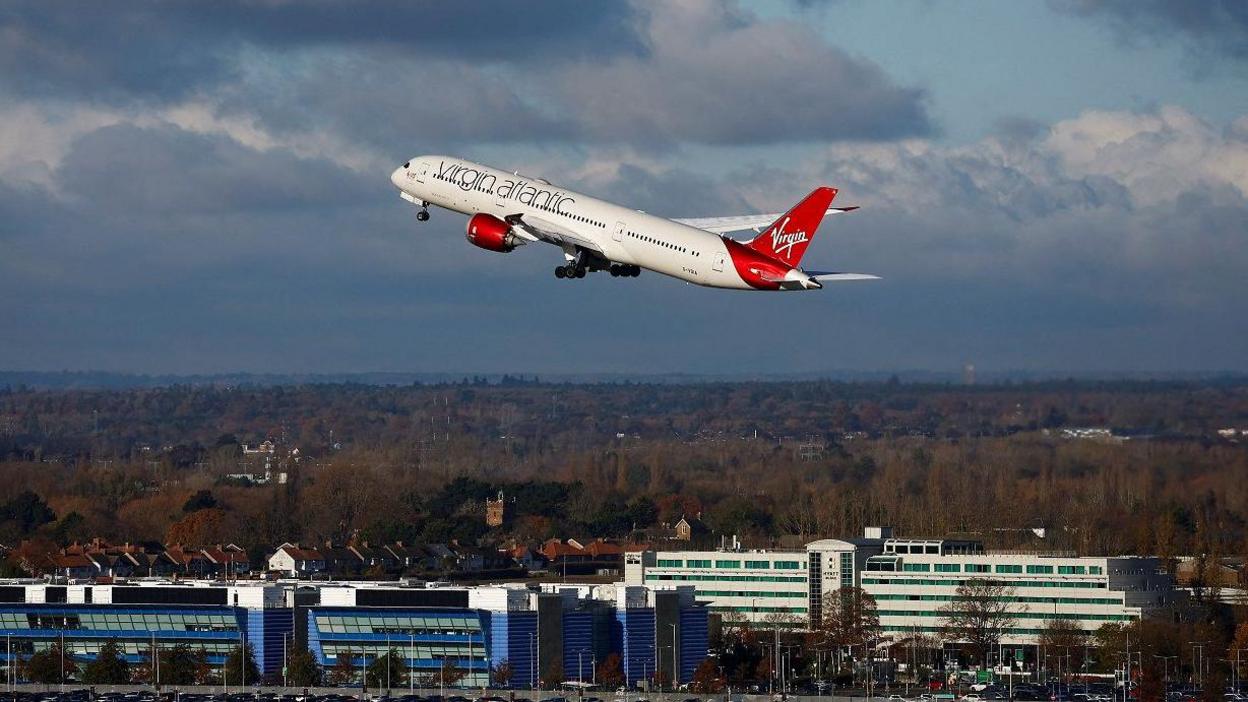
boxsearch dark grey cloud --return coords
[1054,0,1248,62]
[0,1,933,149]
[0,1,646,104]
[61,124,379,215]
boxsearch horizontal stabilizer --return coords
[808,272,880,282]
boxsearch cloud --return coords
[0,1,933,154]
[1053,0,1248,63]
[0,1,646,104]
[548,2,932,144]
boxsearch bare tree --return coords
[821,587,882,651]
[940,578,1016,663]
[1037,619,1088,677]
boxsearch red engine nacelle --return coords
[465,213,519,253]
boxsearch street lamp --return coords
[671,624,679,691]
[1188,642,1207,690]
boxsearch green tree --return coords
[22,643,76,684]
[182,489,217,513]
[0,490,56,534]
[365,648,407,690]
[81,640,130,684]
[287,647,323,687]
[223,643,260,687]
[157,643,201,685]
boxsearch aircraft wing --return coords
[676,206,859,234]
[504,213,606,254]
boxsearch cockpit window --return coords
[403,162,410,168]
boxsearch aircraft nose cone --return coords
[390,166,406,189]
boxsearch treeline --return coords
[0,380,1245,564]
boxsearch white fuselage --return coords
[391,155,808,290]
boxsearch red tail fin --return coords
[746,186,838,266]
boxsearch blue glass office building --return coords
[0,583,292,679]
[0,581,706,689]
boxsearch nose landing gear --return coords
[416,208,430,222]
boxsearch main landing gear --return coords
[554,263,640,280]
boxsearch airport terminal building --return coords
[0,580,708,688]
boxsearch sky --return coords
[1,0,1246,377]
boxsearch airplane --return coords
[389,155,878,291]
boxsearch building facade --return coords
[629,529,1179,645]
[851,540,1178,645]
[0,579,707,689]
[0,582,292,679]
[625,549,810,627]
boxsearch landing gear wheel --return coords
[555,267,566,279]
[574,267,586,278]
[416,209,430,222]
[609,265,620,277]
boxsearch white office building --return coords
[625,548,810,627]
[630,529,1179,644]
[846,539,1179,645]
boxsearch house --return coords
[350,543,398,573]
[201,545,251,576]
[386,542,438,572]
[674,515,710,542]
[267,543,327,577]
[49,553,95,579]
[502,545,548,572]
[321,544,363,575]
[165,545,216,577]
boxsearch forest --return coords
[0,378,1246,566]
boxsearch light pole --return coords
[529,632,537,691]
[671,624,679,691]
[410,633,415,694]
[1188,642,1206,690]
[1154,656,1176,690]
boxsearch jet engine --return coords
[465,213,520,253]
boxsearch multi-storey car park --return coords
[0,580,708,688]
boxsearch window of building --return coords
[1058,565,1087,575]
[687,559,711,568]
[965,564,990,573]
[715,560,741,569]
[745,560,770,569]
[995,565,1023,574]
[657,559,683,568]
[935,563,960,573]
[902,563,931,572]
[1089,566,1103,574]
[774,561,803,570]
[1027,565,1054,574]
